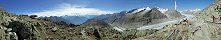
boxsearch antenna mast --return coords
[175,0,177,10]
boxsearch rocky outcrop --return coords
[7,21,34,40]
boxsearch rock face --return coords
[8,21,33,40]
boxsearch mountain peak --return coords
[144,8,167,19]
[164,9,184,19]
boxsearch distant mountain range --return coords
[180,9,201,15]
[83,7,185,29]
[39,7,200,26]
[39,15,98,25]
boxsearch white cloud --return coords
[28,3,114,17]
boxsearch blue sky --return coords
[0,0,213,16]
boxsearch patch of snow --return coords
[132,7,151,13]
[113,27,125,32]
[118,27,126,30]
[130,7,168,14]
[145,7,151,10]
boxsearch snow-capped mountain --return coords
[180,9,201,15]
[180,9,201,13]
[127,7,169,14]
[128,7,151,13]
